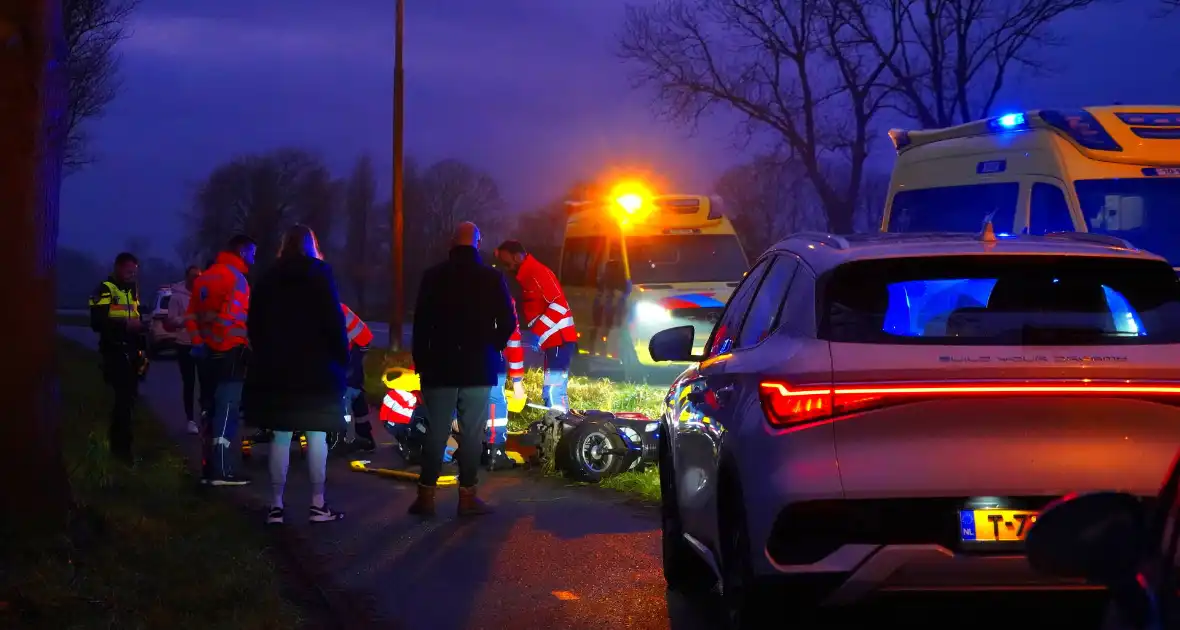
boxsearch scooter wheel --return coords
[558,419,628,483]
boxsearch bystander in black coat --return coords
[412,245,517,388]
[244,252,349,433]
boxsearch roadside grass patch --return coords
[598,467,661,503]
[1,339,303,629]
[363,348,666,501]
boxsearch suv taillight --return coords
[758,383,833,427]
[759,380,1180,430]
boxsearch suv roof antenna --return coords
[978,220,997,242]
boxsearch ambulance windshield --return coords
[626,234,748,284]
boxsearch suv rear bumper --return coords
[766,543,1097,606]
[754,496,1151,604]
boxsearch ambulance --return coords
[882,105,1180,266]
[560,187,749,380]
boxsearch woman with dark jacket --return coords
[244,224,348,525]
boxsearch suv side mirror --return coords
[1026,491,1148,585]
[648,325,698,363]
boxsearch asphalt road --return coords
[58,325,1114,629]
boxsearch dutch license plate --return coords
[959,509,1038,542]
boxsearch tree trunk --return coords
[825,198,856,234]
[0,0,72,552]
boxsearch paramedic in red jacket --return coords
[495,240,577,411]
[486,298,527,469]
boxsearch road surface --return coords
[58,325,1113,629]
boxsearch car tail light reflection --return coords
[758,380,1180,429]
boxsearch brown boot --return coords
[457,486,492,517]
[407,484,436,517]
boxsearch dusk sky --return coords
[60,0,1179,261]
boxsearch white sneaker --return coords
[186,420,200,435]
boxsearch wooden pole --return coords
[389,0,405,350]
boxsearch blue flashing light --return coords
[996,113,1026,128]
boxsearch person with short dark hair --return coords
[494,239,578,411]
[88,251,146,465]
[188,234,257,486]
[409,222,517,517]
[167,265,203,434]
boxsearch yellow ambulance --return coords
[882,105,1180,266]
[560,186,748,380]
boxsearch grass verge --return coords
[364,348,666,502]
[1,339,304,629]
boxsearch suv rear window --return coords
[819,255,1180,345]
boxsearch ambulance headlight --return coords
[635,301,672,323]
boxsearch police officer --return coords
[89,252,147,465]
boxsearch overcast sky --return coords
[60,0,1180,261]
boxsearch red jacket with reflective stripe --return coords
[515,254,577,350]
[187,252,250,352]
[380,389,418,424]
[504,296,525,380]
[341,303,373,348]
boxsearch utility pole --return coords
[389,0,406,350]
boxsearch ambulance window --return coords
[560,236,606,287]
[888,182,1018,234]
[1029,183,1075,235]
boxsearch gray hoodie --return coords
[166,281,193,345]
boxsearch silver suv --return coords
[648,231,1180,627]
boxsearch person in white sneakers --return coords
[167,265,203,435]
[243,224,347,525]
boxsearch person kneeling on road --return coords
[484,296,527,470]
[409,222,517,517]
[329,302,376,455]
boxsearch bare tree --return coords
[837,0,1101,128]
[0,0,73,548]
[185,148,340,267]
[343,154,377,313]
[174,234,202,267]
[852,168,889,231]
[513,198,568,270]
[714,154,817,255]
[122,234,150,257]
[64,0,137,173]
[619,0,894,232]
[411,158,506,253]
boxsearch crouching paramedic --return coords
[495,240,577,411]
[485,298,526,469]
[379,364,458,465]
[330,303,375,454]
[89,252,147,465]
[189,235,257,486]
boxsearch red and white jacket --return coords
[380,388,418,425]
[504,296,525,381]
[514,254,577,350]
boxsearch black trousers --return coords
[102,352,139,462]
[176,344,200,422]
[419,386,491,488]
